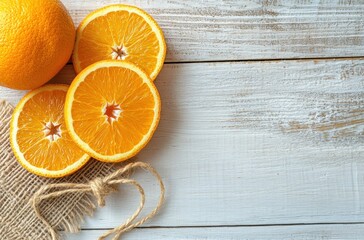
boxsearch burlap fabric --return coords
[0,100,116,240]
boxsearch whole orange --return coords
[0,0,75,90]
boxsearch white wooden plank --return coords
[66,224,364,240]
[0,88,28,106]
[61,0,364,62]
[0,59,363,228]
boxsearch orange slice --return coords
[73,4,166,81]
[10,85,90,178]
[64,60,161,162]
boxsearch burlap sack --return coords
[0,100,116,239]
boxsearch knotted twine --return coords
[31,162,165,240]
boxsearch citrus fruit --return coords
[0,0,75,90]
[64,60,161,162]
[10,85,90,178]
[73,4,166,81]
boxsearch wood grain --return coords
[61,0,364,62]
[66,224,364,240]
[1,59,362,227]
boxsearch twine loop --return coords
[30,162,165,240]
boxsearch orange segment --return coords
[65,60,161,162]
[10,85,90,178]
[73,4,166,81]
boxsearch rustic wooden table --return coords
[1,0,364,239]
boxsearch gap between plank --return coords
[165,56,364,64]
[78,221,364,231]
[67,55,364,66]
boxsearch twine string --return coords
[30,162,165,240]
